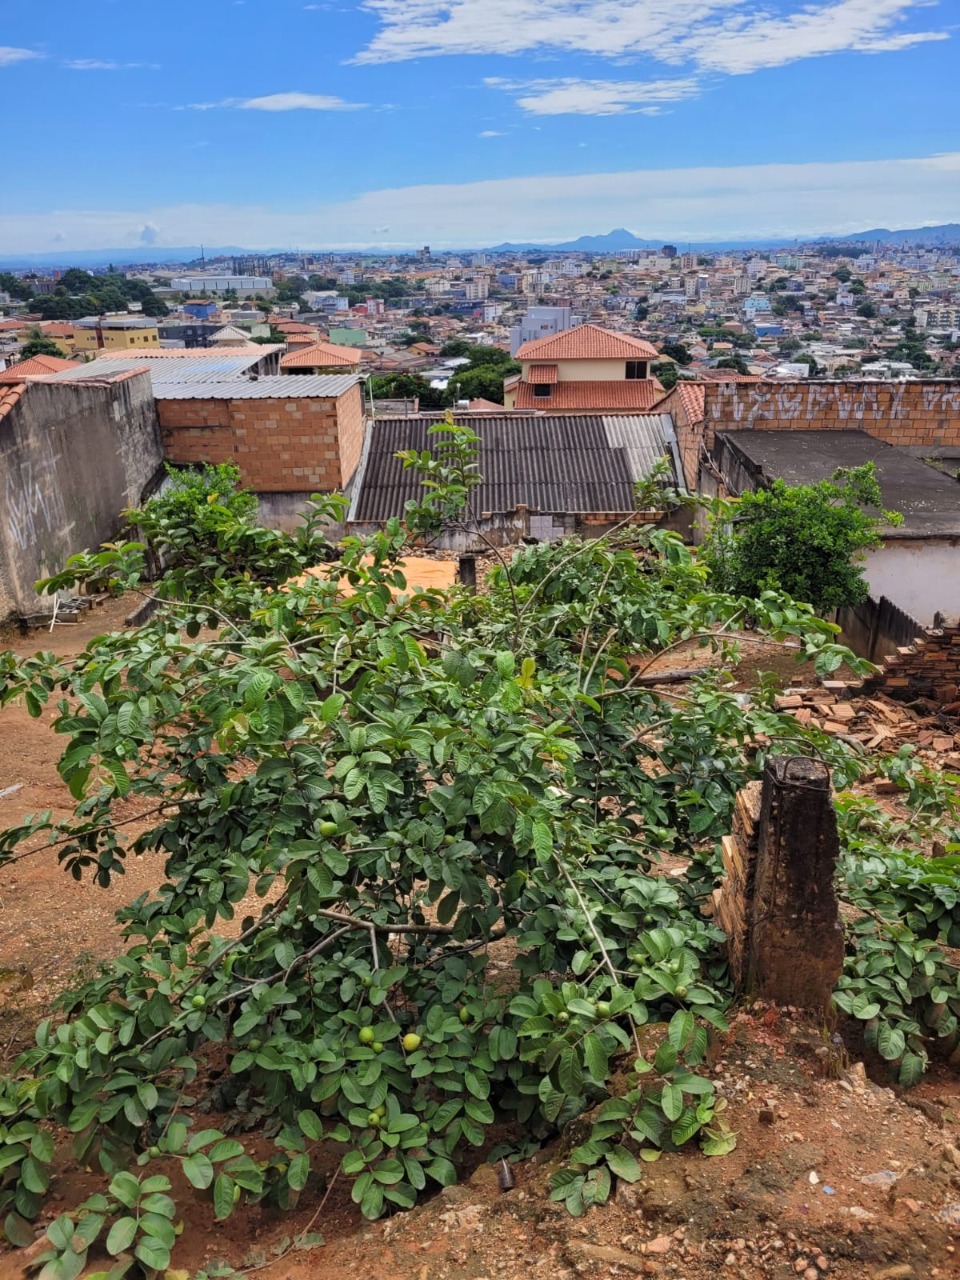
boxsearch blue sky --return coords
[0,0,958,251]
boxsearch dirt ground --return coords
[1,610,959,1280]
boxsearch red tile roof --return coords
[467,398,505,412]
[280,341,362,369]
[527,364,558,384]
[273,321,320,335]
[39,323,76,338]
[0,383,26,419]
[696,369,762,383]
[654,382,706,424]
[0,354,81,382]
[516,323,659,362]
[513,379,661,412]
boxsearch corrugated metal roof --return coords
[350,414,677,523]
[152,375,359,400]
[603,414,682,491]
[44,352,276,383]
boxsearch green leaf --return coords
[898,1052,926,1088]
[532,820,552,861]
[297,1111,324,1142]
[207,1139,246,1163]
[877,1023,906,1061]
[653,1040,678,1074]
[288,1153,310,1191]
[464,1098,494,1126]
[108,1172,140,1209]
[852,993,881,1020]
[360,1182,385,1220]
[464,1071,490,1101]
[660,1083,683,1122]
[20,1156,50,1194]
[183,1153,215,1190]
[213,1174,237,1221]
[557,1048,583,1098]
[583,1034,609,1083]
[135,1237,172,1272]
[426,1157,457,1187]
[702,1129,738,1157]
[105,1216,138,1256]
[4,1211,36,1248]
[605,1146,642,1184]
[30,1131,55,1163]
[667,1010,695,1052]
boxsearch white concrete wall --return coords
[864,538,960,627]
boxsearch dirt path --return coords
[1,613,959,1279]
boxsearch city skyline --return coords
[0,0,957,251]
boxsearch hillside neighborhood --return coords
[2,237,960,647]
[3,236,960,1280]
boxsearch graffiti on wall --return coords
[706,382,960,429]
[3,454,71,555]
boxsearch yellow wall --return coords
[520,356,649,383]
[74,325,160,353]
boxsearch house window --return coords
[532,383,552,399]
[625,360,648,380]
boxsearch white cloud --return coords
[487,76,701,116]
[1,152,958,251]
[184,91,366,111]
[356,0,947,79]
[675,0,950,74]
[0,46,41,66]
[66,59,160,71]
[478,128,505,136]
[239,92,366,111]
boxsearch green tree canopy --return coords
[660,341,692,366]
[16,328,66,361]
[704,462,902,614]
[714,355,750,375]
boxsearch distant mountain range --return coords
[829,224,960,246]
[0,223,957,269]
[0,247,252,269]
[487,224,960,253]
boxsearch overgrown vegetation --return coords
[703,462,903,614]
[0,431,957,1276]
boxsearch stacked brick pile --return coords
[713,781,762,989]
[859,628,960,710]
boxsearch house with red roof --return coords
[0,354,81,383]
[280,341,363,375]
[504,324,662,413]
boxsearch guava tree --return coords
[0,423,946,1279]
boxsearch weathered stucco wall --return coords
[863,539,960,628]
[0,373,162,618]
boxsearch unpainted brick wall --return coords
[701,381,960,452]
[158,384,365,493]
[655,383,706,491]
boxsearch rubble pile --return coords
[773,679,960,773]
